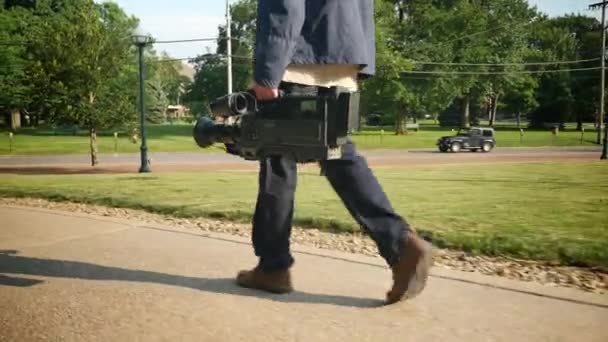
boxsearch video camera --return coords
[192,84,360,163]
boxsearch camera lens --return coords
[233,93,249,114]
[209,92,255,117]
[193,117,220,148]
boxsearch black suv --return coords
[437,127,496,153]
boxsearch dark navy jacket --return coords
[254,0,376,88]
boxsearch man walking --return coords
[236,0,434,305]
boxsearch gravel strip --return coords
[1,197,606,295]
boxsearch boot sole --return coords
[236,272,293,294]
[385,240,434,305]
[403,240,434,300]
[236,281,293,294]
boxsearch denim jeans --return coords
[251,138,411,271]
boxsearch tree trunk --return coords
[489,94,499,127]
[90,127,99,167]
[516,112,522,129]
[395,105,408,135]
[10,110,21,130]
[88,91,99,167]
[486,97,492,122]
[461,95,470,128]
[395,114,407,135]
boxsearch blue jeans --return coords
[251,139,411,271]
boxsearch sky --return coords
[104,0,603,60]
[104,0,227,59]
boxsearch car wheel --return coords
[450,142,462,153]
[481,142,493,152]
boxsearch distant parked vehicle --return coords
[437,127,496,153]
[366,113,382,126]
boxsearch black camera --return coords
[193,85,360,163]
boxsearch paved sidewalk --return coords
[0,205,606,341]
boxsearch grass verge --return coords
[0,161,606,268]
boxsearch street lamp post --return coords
[132,31,151,173]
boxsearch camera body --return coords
[193,85,360,163]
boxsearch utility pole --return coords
[226,0,233,94]
[590,1,608,159]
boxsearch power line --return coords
[0,36,242,46]
[154,38,218,44]
[401,66,602,75]
[401,73,601,80]
[153,37,241,44]
[400,18,537,54]
[410,57,600,67]
[152,54,252,63]
[0,54,252,68]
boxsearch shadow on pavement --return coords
[134,228,608,310]
[0,274,44,287]
[0,250,383,309]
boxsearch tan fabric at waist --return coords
[282,64,360,91]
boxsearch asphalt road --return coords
[0,146,602,170]
[1,205,607,341]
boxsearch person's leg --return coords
[236,155,297,293]
[320,139,434,303]
[320,140,408,264]
[236,82,314,293]
[252,155,297,271]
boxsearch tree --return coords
[68,1,137,165]
[478,0,539,126]
[361,0,451,134]
[146,74,169,123]
[3,0,36,9]
[501,75,539,128]
[216,0,256,89]
[552,15,602,131]
[0,4,30,128]
[151,52,191,105]
[362,0,410,133]
[531,16,599,129]
[391,0,540,128]
[184,0,256,116]
[21,0,139,165]
[184,55,230,117]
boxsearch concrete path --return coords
[0,205,606,342]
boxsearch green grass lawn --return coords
[351,129,595,149]
[1,161,606,268]
[0,124,600,155]
[0,125,224,156]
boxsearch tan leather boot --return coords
[236,267,293,294]
[386,233,434,304]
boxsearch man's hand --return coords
[251,83,280,100]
